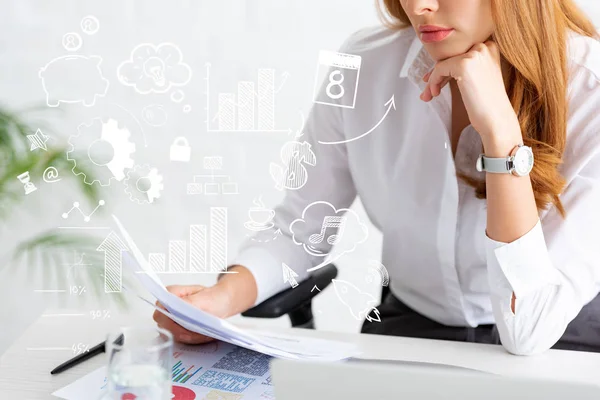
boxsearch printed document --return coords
[53,341,276,399]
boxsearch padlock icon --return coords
[170,136,191,162]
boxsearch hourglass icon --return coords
[17,171,38,195]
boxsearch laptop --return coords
[270,357,600,399]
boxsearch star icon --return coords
[27,128,49,151]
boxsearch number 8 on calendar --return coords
[313,50,362,109]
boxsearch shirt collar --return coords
[398,29,436,81]
[398,29,452,136]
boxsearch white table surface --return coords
[2,311,600,399]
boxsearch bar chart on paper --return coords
[204,63,290,133]
[172,352,203,384]
[146,207,232,274]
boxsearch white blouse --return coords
[231,25,600,355]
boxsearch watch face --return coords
[514,147,534,175]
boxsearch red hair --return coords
[377,0,600,219]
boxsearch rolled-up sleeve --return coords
[228,37,360,307]
[485,150,600,355]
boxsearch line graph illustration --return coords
[64,251,93,280]
[204,63,290,133]
[62,200,105,222]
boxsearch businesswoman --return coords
[154,0,600,355]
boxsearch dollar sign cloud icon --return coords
[269,141,317,191]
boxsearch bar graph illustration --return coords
[144,207,232,274]
[186,156,239,196]
[204,62,290,133]
[172,352,203,384]
[169,240,187,272]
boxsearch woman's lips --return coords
[421,29,454,43]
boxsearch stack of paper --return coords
[114,215,361,362]
[54,340,278,399]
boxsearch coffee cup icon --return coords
[245,207,275,231]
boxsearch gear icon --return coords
[124,164,164,204]
[67,118,136,186]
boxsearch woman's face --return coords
[399,0,495,62]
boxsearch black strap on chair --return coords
[241,263,338,329]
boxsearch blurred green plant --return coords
[0,105,127,308]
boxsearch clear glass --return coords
[99,326,173,400]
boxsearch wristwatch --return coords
[475,144,534,177]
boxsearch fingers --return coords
[152,308,214,344]
[430,76,452,97]
[421,58,452,101]
[421,75,452,101]
[153,290,217,345]
[420,39,501,103]
[428,63,453,92]
[165,284,205,298]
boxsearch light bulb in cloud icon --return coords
[244,196,275,232]
[117,43,192,94]
[290,201,368,272]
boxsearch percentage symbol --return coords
[90,310,111,320]
[69,285,86,295]
[71,343,90,355]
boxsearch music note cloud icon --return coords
[309,216,347,245]
[290,200,369,272]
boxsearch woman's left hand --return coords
[420,40,519,142]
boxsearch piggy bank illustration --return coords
[39,55,109,107]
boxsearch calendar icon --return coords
[313,50,362,109]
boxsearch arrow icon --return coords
[318,94,396,145]
[311,285,321,293]
[275,71,291,94]
[97,231,129,293]
[282,262,299,288]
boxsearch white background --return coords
[1,0,599,357]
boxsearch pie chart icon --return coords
[172,385,196,400]
[121,386,196,400]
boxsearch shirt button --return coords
[445,142,448,149]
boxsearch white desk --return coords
[2,312,600,398]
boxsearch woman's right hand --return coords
[152,265,258,345]
[153,284,232,344]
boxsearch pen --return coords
[50,334,124,375]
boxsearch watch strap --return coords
[480,155,513,173]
